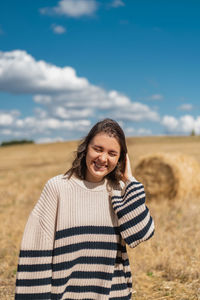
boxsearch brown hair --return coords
[65,118,127,184]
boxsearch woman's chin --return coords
[86,169,107,182]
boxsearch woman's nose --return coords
[98,152,107,162]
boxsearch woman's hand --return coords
[121,154,134,182]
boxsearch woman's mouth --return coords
[93,161,107,171]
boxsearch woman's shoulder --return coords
[45,174,71,189]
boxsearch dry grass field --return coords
[0,136,200,300]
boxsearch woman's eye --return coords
[109,152,116,157]
[94,148,101,152]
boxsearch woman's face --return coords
[85,132,121,182]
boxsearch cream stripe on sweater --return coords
[15,174,154,300]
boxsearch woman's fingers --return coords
[126,154,133,177]
[122,154,133,182]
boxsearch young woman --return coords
[15,118,154,300]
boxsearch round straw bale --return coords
[133,152,200,201]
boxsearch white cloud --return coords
[0,49,161,142]
[162,115,179,132]
[125,127,152,136]
[110,102,160,122]
[0,50,159,124]
[53,107,93,119]
[178,103,193,111]
[51,24,66,34]
[36,137,65,144]
[0,113,14,126]
[162,115,200,134]
[110,0,125,7]
[40,0,98,18]
[149,94,163,100]
[34,107,48,118]
[0,50,88,94]
[0,110,20,126]
[1,129,12,135]
[34,91,159,123]
[15,117,91,132]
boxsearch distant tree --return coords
[0,139,34,147]
[190,129,196,136]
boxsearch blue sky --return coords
[0,0,200,143]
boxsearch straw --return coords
[134,152,200,201]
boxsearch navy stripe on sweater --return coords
[118,207,149,229]
[51,284,111,299]
[51,269,131,287]
[15,292,51,300]
[109,292,132,300]
[55,225,120,240]
[16,267,131,290]
[112,182,143,201]
[16,269,131,287]
[17,263,52,272]
[110,282,132,291]
[123,216,154,245]
[19,240,123,258]
[114,196,146,217]
[19,249,52,258]
[53,241,121,256]
[16,277,52,287]
[17,256,130,273]
[52,256,117,272]
[112,190,145,208]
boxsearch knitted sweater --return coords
[15,174,154,300]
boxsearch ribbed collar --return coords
[70,174,108,192]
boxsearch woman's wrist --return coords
[121,175,135,183]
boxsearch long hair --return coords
[65,118,127,184]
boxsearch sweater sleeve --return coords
[111,176,154,248]
[15,179,58,300]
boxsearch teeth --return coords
[94,162,107,169]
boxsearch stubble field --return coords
[0,136,200,300]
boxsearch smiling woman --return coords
[15,118,154,300]
[66,118,128,184]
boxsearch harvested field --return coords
[0,136,200,300]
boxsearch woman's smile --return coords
[93,162,107,170]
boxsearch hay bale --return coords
[134,152,200,201]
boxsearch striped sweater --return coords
[15,174,154,300]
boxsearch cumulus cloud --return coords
[36,137,65,144]
[0,111,91,141]
[178,103,193,111]
[0,49,161,142]
[111,104,159,122]
[162,115,179,132]
[162,115,200,134]
[40,0,98,18]
[34,90,160,123]
[110,0,125,8]
[0,50,88,94]
[1,129,13,135]
[51,24,66,34]
[15,117,91,132]
[0,113,14,126]
[0,50,159,123]
[53,107,93,119]
[0,110,20,126]
[125,127,152,136]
